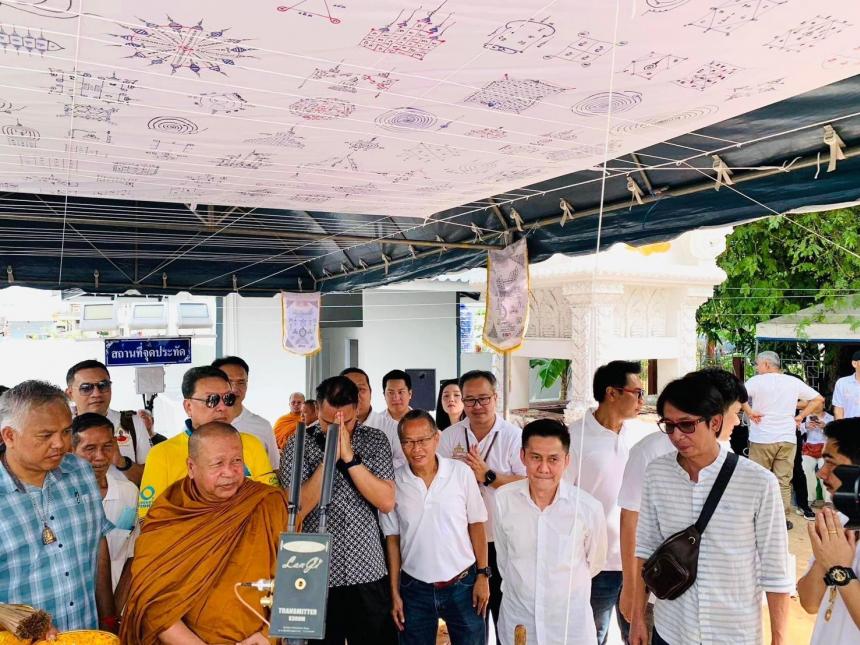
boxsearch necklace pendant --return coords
[825,607,833,622]
[41,525,57,545]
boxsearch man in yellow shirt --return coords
[138,366,276,518]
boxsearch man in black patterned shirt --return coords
[279,375,397,645]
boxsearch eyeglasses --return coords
[188,393,237,408]
[657,417,707,435]
[400,433,437,449]
[613,387,645,400]
[463,395,494,408]
[78,380,112,395]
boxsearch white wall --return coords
[321,290,458,411]
[221,294,307,424]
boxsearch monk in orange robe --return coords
[273,391,306,449]
[120,422,289,645]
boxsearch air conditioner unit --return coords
[128,302,168,330]
[79,303,119,332]
[176,302,212,329]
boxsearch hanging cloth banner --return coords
[281,291,322,356]
[483,238,530,353]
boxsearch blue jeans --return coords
[399,567,486,645]
[590,570,630,645]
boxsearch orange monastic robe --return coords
[273,411,302,449]
[120,477,289,645]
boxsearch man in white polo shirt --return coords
[438,370,526,644]
[565,360,651,645]
[495,418,607,645]
[382,410,489,645]
[211,356,279,469]
[367,369,411,471]
[833,350,860,419]
[743,351,824,529]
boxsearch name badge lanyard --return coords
[464,428,499,463]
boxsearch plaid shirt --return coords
[0,453,111,630]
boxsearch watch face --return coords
[832,569,848,584]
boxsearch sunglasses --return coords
[657,417,707,435]
[78,380,112,395]
[188,393,237,408]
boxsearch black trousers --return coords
[318,577,397,645]
[792,429,811,512]
[487,541,503,645]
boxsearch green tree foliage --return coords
[696,208,860,355]
[529,358,572,401]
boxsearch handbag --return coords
[642,451,738,600]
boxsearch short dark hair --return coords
[657,373,726,436]
[71,412,114,448]
[522,418,570,453]
[341,367,371,389]
[211,356,250,375]
[593,361,641,402]
[316,376,359,408]
[697,368,749,406]
[182,366,230,399]
[383,369,411,391]
[824,418,860,465]
[852,349,860,361]
[66,359,109,385]
[304,399,317,409]
[459,370,496,391]
[397,409,437,439]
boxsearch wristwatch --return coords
[477,567,492,579]
[824,566,858,586]
[117,456,133,472]
[483,469,497,486]
[344,453,363,469]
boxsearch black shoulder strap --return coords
[119,410,138,460]
[694,451,738,535]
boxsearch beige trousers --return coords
[749,441,797,518]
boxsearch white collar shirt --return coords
[494,479,607,645]
[103,471,139,591]
[636,446,794,645]
[809,533,860,644]
[380,457,487,583]
[745,373,820,443]
[231,407,279,469]
[565,409,654,570]
[106,408,151,465]
[437,415,526,541]
[832,374,860,419]
[368,408,408,471]
[618,431,675,513]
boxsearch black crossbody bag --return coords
[642,451,739,600]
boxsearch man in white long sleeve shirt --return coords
[495,419,607,645]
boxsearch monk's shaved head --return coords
[188,421,240,461]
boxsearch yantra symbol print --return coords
[147,116,203,135]
[289,97,355,120]
[375,107,437,131]
[111,16,255,75]
[359,1,454,60]
[572,91,642,116]
[484,18,555,54]
[464,77,567,113]
[0,25,63,55]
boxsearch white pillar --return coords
[563,281,624,423]
[508,354,531,411]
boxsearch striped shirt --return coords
[0,453,111,631]
[636,446,793,645]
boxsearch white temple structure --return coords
[466,226,733,420]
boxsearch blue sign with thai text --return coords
[104,338,192,367]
